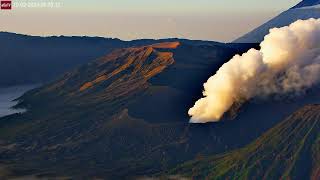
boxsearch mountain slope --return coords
[291,0,320,9]
[0,42,246,179]
[1,40,320,179]
[169,104,320,180]
[0,32,222,87]
[234,0,320,43]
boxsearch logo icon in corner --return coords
[1,1,12,10]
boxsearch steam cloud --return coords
[189,18,320,123]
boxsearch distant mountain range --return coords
[0,32,222,87]
[234,0,320,43]
[0,32,122,86]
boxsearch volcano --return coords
[234,0,320,43]
[0,42,248,179]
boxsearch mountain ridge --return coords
[0,32,224,87]
[233,0,320,43]
[291,0,320,9]
[169,104,320,180]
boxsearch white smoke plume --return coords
[189,18,320,123]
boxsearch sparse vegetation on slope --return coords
[170,104,320,180]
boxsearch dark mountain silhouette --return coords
[169,104,320,180]
[291,0,320,9]
[234,0,320,43]
[0,32,123,86]
[0,32,222,87]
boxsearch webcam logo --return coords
[1,1,12,10]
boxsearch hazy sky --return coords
[0,0,301,42]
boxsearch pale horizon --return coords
[0,0,301,42]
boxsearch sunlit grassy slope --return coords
[170,104,320,180]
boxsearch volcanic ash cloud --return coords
[189,18,320,123]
